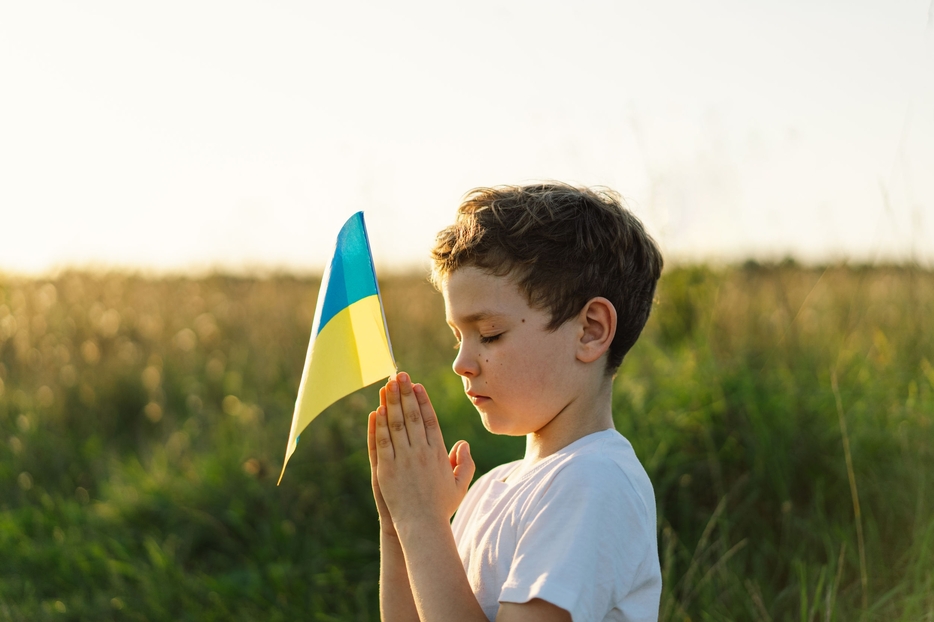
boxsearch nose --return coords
[452,341,479,378]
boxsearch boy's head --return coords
[431,183,663,372]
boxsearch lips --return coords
[466,390,490,405]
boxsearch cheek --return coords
[509,349,554,391]
[523,335,574,385]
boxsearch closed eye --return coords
[479,334,502,344]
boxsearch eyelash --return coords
[452,334,503,349]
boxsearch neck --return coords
[523,373,615,463]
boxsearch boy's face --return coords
[442,267,586,436]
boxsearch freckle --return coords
[521,319,525,323]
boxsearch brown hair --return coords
[431,183,663,371]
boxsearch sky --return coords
[2,0,933,275]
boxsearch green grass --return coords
[0,266,932,621]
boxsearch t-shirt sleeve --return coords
[497,457,654,622]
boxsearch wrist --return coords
[380,519,401,541]
[393,513,451,543]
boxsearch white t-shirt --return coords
[451,429,661,622]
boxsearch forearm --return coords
[380,530,420,622]
[397,519,488,622]
[373,374,483,621]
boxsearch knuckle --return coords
[405,408,421,422]
[423,416,438,429]
[389,421,406,432]
[377,437,393,448]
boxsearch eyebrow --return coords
[447,310,504,326]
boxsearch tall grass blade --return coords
[831,370,868,612]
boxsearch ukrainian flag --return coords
[278,212,396,484]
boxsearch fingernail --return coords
[398,372,409,384]
[378,406,386,416]
[389,381,398,393]
[413,384,423,395]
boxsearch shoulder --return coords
[534,430,655,523]
[499,433,661,618]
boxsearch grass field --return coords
[1,265,932,621]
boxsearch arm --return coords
[367,401,419,622]
[374,373,484,621]
[374,373,573,622]
[398,520,567,622]
[497,601,571,622]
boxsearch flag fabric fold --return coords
[278,212,396,484]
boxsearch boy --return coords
[366,183,663,621]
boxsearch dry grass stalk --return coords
[831,370,868,611]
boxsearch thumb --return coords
[452,441,475,493]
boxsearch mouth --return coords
[466,391,490,405]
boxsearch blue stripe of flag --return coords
[316,212,380,335]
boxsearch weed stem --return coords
[831,370,868,611]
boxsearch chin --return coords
[478,411,527,437]
[478,411,496,433]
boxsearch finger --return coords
[374,404,396,459]
[452,441,476,495]
[367,410,379,471]
[368,410,391,511]
[414,383,446,449]
[379,385,387,410]
[397,372,427,446]
[384,378,410,447]
[449,439,464,470]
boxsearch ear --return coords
[575,297,617,364]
